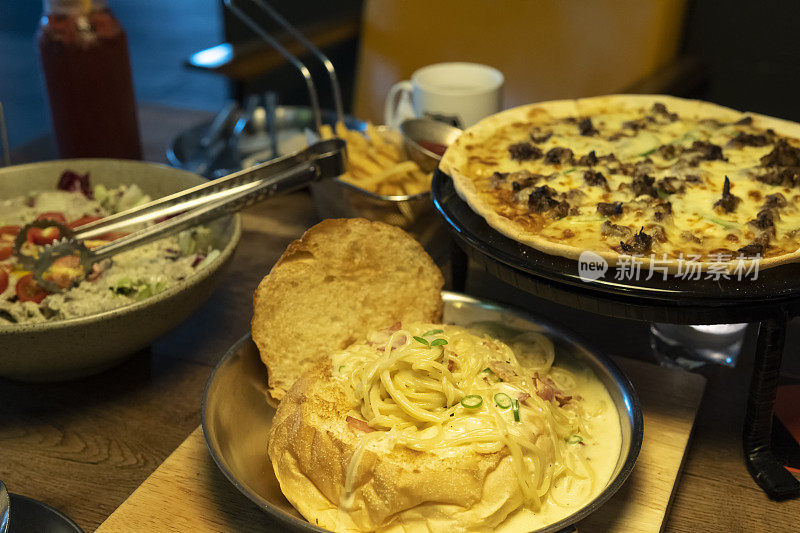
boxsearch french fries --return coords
[320,122,431,196]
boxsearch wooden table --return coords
[1,104,798,532]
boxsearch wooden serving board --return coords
[97,357,706,533]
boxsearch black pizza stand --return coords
[432,168,800,501]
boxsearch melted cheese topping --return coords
[460,102,800,261]
[330,322,621,531]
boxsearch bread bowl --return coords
[246,218,631,532]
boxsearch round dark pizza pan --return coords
[432,169,800,324]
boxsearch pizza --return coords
[439,94,800,272]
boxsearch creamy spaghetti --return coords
[330,322,621,523]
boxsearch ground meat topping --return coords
[738,242,764,257]
[631,174,657,198]
[543,147,575,165]
[686,140,726,162]
[508,141,543,161]
[596,201,623,217]
[644,223,667,243]
[727,131,774,148]
[577,150,599,166]
[651,102,678,121]
[583,170,608,189]
[748,209,776,234]
[681,231,702,244]
[738,232,770,257]
[763,193,788,209]
[528,185,560,213]
[578,117,599,136]
[656,176,683,195]
[735,116,753,126]
[713,176,741,213]
[685,174,703,184]
[656,144,678,159]
[755,167,800,187]
[622,118,648,131]
[652,199,673,222]
[601,221,633,239]
[619,227,653,254]
[509,170,546,191]
[551,200,570,219]
[761,139,800,167]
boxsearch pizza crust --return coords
[440,94,800,273]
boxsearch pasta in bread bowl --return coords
[255,218,622,532]
[268,323,620,532]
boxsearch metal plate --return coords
[432,169,800,322]
[202,292,643,533]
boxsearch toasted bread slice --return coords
[252,218,444,403]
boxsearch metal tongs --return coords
[15,139,345,292]
[15,0,349,292]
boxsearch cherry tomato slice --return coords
[0,246,12,260]
[27,226,61,245]
[68,215,102,229]
[36,212,67,224]
[0,225,19,242]
[15,273,49,303]
[0,269,8,294]
[47,255,84,289]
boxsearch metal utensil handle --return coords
[245,0,344,124]
[0,480,9,533]
[75,138,344,240]
[224,0,323,132]
[200,100,239,149]
[90,161,317,262]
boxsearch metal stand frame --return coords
[745,316,800,500]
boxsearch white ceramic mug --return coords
[384,62,504,129]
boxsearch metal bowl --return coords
[309,125,444,250]
[167,105,366,176]
[202,291,643,533]
[0,159,241,382]
[399,118,462,173]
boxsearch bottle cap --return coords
[43,0,107,15]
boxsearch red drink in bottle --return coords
[38,0,142,159]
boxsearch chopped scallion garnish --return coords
[494,393,512,409]
[567,434,583,444]
[422,329,444,337]
[413,336,429,347]
[512,399,520,422]
[461,395,483,409]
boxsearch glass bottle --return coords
[38,0,142,159]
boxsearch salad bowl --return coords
[0,159,241,382]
